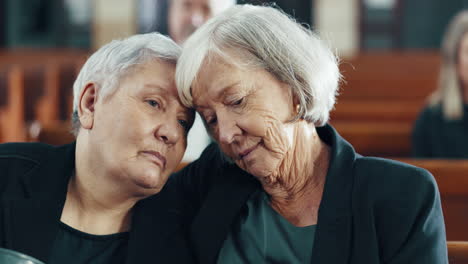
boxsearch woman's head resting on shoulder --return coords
[72,33,195,197]
[175,4,340,183]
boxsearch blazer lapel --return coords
[4,198,64,262]
[190,165,259,264]
[311,125,356,264]
[3,143,74,263]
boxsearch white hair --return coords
[71,32,181,135]
[175,4,341,126]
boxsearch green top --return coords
[48,222,129,264]
[217,190,316,264]
[412,104,468,158]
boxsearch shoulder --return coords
[352,156,437,204]
[0,142,57,164]
[0,142,71,178]
[351,157,446,262]
[417,104,443,121]
[0,142,53,195]
[0,142,75,196]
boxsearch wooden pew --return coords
[339,52,439,102]
[448,241,468,264]
[36,64,60,126]
[33,121,75,145]
[396,159,468,241]
[331,100,424,123]
[0,49,88,68]
[0,61,82,143]
[0,49,87,128]
[328,52,439,128]
[331,121,412,157]
[0,66,27,142]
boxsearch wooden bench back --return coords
[448,241,468,264]
[340,52,440,102]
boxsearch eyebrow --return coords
[143,84,168,93]
[194,81,241,110]
[143,84,194,117]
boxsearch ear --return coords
[291,93,300,114]
[78,83,98,130]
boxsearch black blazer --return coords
[0,142,194,263]
[170,124,448,264]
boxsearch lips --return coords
[141,151,167,169]
[238,142,261,159]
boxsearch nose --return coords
[154,118,181,145]
[217,113,241,145]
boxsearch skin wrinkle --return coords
[192,57,331,226]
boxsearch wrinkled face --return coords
[192,58,296,178]
[168,0,232,44]
[88,61,193,195]
[458,32,468,90]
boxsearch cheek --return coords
[236,106,282,137]
[164,138,188,169]
[242,108,292,147]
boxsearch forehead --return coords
[133,60,174,85]
[192,58,239,97]
[118,60,178,98]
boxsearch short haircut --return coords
[175,4,341,126]
[71,32,181,135]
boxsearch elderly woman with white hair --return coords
[0,33,195,263]
[170,4,448,263]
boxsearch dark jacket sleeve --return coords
[376,165,447,263]
[412,107,434,158]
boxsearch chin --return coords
[241,161,276,180]
[132,172,164,192]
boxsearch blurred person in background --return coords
[168,0,236,44]
[412,10,468,158]
[0,33,195,263]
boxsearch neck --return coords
[261,122,330,226]
[61,141,139,235]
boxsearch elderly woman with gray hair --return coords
[0,33,195,263]
[170,4,448,264]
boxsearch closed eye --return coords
[147,100,160,108]
[178,119,190,132]
[207,116,217,126]
[232,98,243,106]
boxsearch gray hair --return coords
[429,10,468,120]
[175,4,341,126]
[71,32,181,135]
